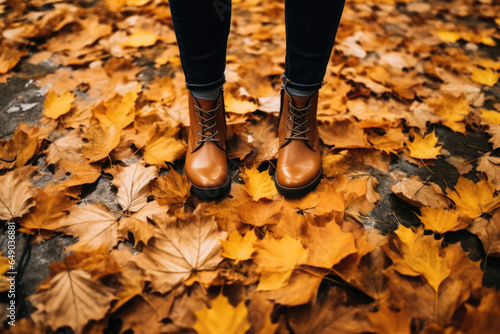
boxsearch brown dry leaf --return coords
[18,189,73,237]
[318,118,371,148]
[143,122,187,167]
[151,169,191,206]
[0,169,36,221]
[240,166,278,201]
[391,175,452,209]
[467,209,500,257]
[30,269,116,334]
[43,90,75,119]
[133,206,227,293]
[302,220,357,269]
[458,289,500,333]
[0,124,39,169]
[111,162,158,212]
[0,45,28,74]
[254,234,308,291]
[477,153,500,190]
[256,270,323,306]
[45,161,101,194]
[81,123,121,163]
[368,304,412,334]
[45,130,84,165]
[193,293,251,334]
[287,287,372,334]
[446,177,500,218]
[57,203,119,251]
[367,127,406,155]
[118,200,166,247]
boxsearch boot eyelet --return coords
[287,116,291,121]
[286,126,290,130]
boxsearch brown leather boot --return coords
[274,87,322,197]
[185,88,231,201]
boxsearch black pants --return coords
[169,0,345,92]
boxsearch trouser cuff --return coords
[186,76,226,91]
[281,73,323,91]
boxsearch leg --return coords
[169,0,232,200]
[283,0,346,93]
[169,0,231,92]
[275,0,345,197]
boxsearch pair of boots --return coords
[184,86,322,201]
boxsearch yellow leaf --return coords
[480,108,500,125]
[193,294,251,334]
[254,234,308,291]
[471,67,500,86]
[151,169,191,205]
[240,166,277,201]
[416,207,463,234]
[446,177,500,218]
[406,130,442,159]
[436,30,461,43]
[43,90,75,119]
[122,30,158,48]
[395,225,450,292]
[0,125,39,169]
[143,123,187,167]
[429,94,469,133]
[94,87,140,129]
[220,229,258,264]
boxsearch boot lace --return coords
[284,101,311,141]
[194,103,221,145]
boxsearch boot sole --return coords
[184,165,232,202]
[274,168,323,198]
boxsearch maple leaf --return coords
[45,130,84,165]
[406,130,443,159]
[480,108,500,125]
[429,94,469,133]
[30,269,116,334]
[287,287,372,334]
[0,169,36,220]
[470,67,500,86]
[151,169,191,205]
[477,153,500,190]
[57,203,119,251]
[467,210,500,257]
[43,90,75,119]
[143,122,187,167]
[132,206,227,293]
[391,175,453,209]
[93,87,140,129]
[446,177,500,218]
[390,225,451,293]
[193,294,251,334]
[220,229,258,264]
[111,162,158,212]
[416,207,468,234]
[240,166,278,201]
[19,189,73,237]
[118,200,167,247]
[254,234,308,291]
[81,123,121,163]
[0,124,39,169]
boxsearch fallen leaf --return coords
[43,90,75,119]
[133,206,227,293]
[240,166,278,201]
[446,177,500,218]
[220,229,258,264]
[406,130,443,159]
[81,123,121,163]
[193,293,251,334]
[0,169,36,220]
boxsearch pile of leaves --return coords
[1,0,500,333]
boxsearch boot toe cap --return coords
[276,165,321,189]
[187,166,229,189]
